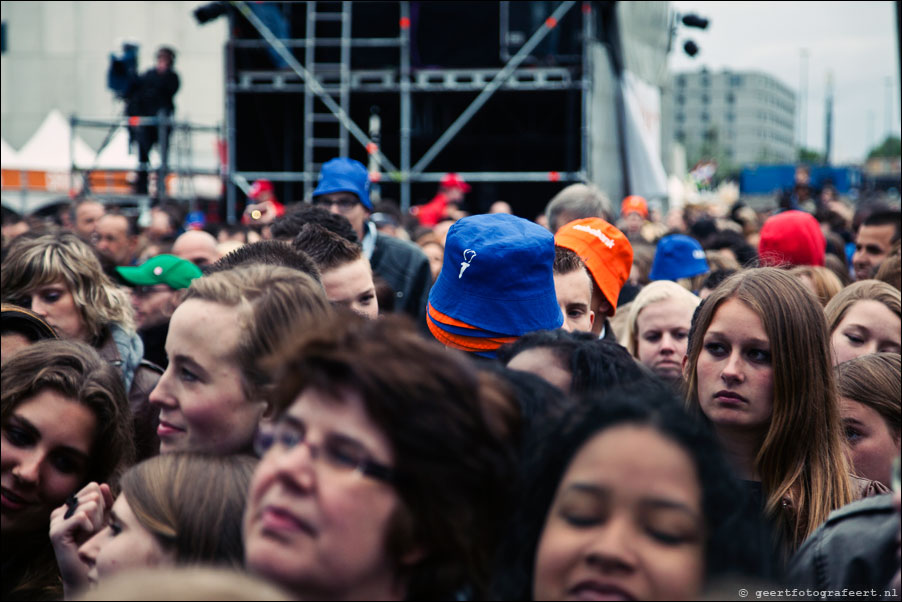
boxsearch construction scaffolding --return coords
[69,115,222,201]
[224,0,595,223]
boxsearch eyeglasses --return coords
[254,420,396,484]
[131,285,172,297]
[312,197,360,212]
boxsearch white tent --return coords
[1,138,21,169]
[94,127,159,169]
[15,109,96,171]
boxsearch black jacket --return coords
[126,68,179,117]
[370,230,432,328]
[787,494,899,598]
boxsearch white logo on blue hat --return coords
[153,266,163,276]
[459,249,477,279]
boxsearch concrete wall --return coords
[1,1,227,165]
[589,1,672,203]
[589,41,624,203]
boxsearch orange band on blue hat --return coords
[427,313,517,352]
[427,303,479,330]
[427,304,513,338]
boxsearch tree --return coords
[867,136,901,159]
[797,147,825,163]
[688,126,739,182]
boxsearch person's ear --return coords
[681,354,690,380]
[258,391,277,420]
[260,404,277,421]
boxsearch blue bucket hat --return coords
[312,157,372,210]
[428,214,563,336]
[649,234,709,281]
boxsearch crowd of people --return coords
[1,157,900,601]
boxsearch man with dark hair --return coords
[116,254,202,368]
[69,198,105,240]
[292,224,378,319]
[553,246,595,334]
[95,212,139,268]
[499,329,646,395]
[270,204,359,243]
[1,211,29,243]
[205,240,321,283]
[554,217,633,341]
[853,209,902,281]
[145,205,181,241]
[310,158,432,326]
[706,229,758,267]
[127,45,180,195]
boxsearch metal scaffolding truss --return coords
[234,66,579,93]
[68,115,222,199]
[225,0,594,223]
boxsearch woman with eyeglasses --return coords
[243,312,518,601]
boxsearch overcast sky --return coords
[669,1,900,164]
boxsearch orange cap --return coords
[554,217,633,313]
[621,195,649,219]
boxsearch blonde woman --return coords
[3,231,139,385]
[836,352,901,488]
[623,281,700,384]
[50,454,255,598]
[824,279,901,365]
[2,230,161,459]
[149,265,332,455]
[789,265,844,307]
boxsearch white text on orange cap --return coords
[572,224,615,249]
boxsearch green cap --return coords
[116,254,203,290]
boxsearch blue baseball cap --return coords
[649,234,709,281]
[312,158,373,210]
[184,210,206,230]
[428,214,563,336]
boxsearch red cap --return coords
[440,173,471,193]
[758,210,825,267]
[248,179,275,200]
[621,195,648,219]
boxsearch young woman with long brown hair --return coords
[2,340,133,600]
[683,267,856,554]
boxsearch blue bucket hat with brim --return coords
[649,234,709,281]
[312,157,373,210]
[428,213,563,336]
